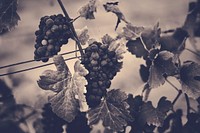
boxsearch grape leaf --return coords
[183,0,200,40]
[126,94,156,133]
[126,38,148,58]
[148,51,178,89]
[138,97,172,127]
[158,109,183,133]
[118,23,144,40]
[159,28,188,54]
[78,0,97,19]
[180,61,200,99]
[0,0,20,33]
[87,89,133,132]
[141,22,161,50]
[76,26,90,45]
[37,55,88,122]
[37,55,72,93]
[102,34,126,60]
[125,23,160,58]
[102,34,115,45]
[103,2,128,30]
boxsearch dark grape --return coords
[81,41,123,108]
[34,14,72,62]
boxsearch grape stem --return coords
[57,0,84,57]
[71,15,81,23]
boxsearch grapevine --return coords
[1,0,200,133]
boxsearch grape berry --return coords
[81,41,122,108]
[34,14,72,62]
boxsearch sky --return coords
[0,0,199,132]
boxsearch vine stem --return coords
[165,78,179,92]
[17,111,37,124]
[185,94,190,115]
[57,0,84,57]
[165,78,183,106]
[185,48,200,58]
[172,90,182,105]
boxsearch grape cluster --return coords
[81,41,122,108]
[41,103,66,133]
[34,14,72,62]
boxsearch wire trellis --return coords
[0,49,83,77]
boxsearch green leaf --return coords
[0,0,20,33]
[138,97,172,127]
[88,89,133,132]
[180,61,200,99]
[78,0,97,19]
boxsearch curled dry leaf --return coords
[37,55,89,122]
[76,26,90,45]
[180,61,200,99]
[78,0,97,19]
[87,89,133,132]
[103,2,128,30]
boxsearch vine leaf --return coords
[87,89,133,132]
[37,55,89,122]
[126,38,148,58]
[78,0,97,19]
[148,51,178,89]
[103,2,128,30]
[183,0,200,43]
[37,55,72,93]
[0,0,20,33]
[102,34,126,60]
[159,28,188,54]
[139,97,172,127]
[180,61,200,99]
[76,26,90,45]
[118,23,144,40]
[141,22,161,50]
[125,23,160,58]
